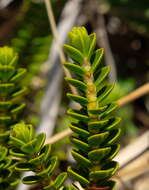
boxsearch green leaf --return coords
[67,93,88,105]
[72,150,91,168]
[88,147,111,162]
[10,68,26,82]
[29,152,45,165]
[0,83,14,95]
[65,78,87,91]
[37,156,58,177]
[97,84,115,103]
[88,132,109,148]
[15,163,32,171]
[10,148,26,158]
[64,44,84,64]
[88,105,108,115]
[63,62,86,76]
[0,101,12,110]
[11,103,25,115]
[10,135,25,148]
[11,87,27,98]
[71,138,90,153]
[106,144,120,160]
[0,65,15,81]
[68,166,89,187]
[22,176,40,185]
[67,109,89,122]
[99,103,118,118]
[0,46,18,66]
[89,161,119,180]
[95,66,110,86]
[41,144,51,162]
[106,117,121,131]
[54,172,67,189]
[88,33,96,59]
[91,48,104,72]
[21,139,37,154]
[34,133,46,153]
[107,129,121,145]
[88,119,109,133]
[0,146,8,161]
[0,116,11,124]
[70,124,90,138]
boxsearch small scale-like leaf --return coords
[105,144,120,161]
[22,176,40,185]
[91,48,104,72]
[0,101,12,110]
[106,117,121,131]
[0,65,15,81]
[10,68,26,82]
[54,172,67,189]
[70,124,90,138]
[10,148,26,158]
[67,93,88,105]
[68,166,89,187]
[107,129,121,145]
[97,84,115,103]
[34,133,46,153]
[67,109,89,122]
[11,103,25,115]
[95,66,110,86]
[29,152,45,165]
[10,135,25,148]
[15,163,32,171]
[72,150,91,168]
[0,116,11,124]
[88,119,109,133]
[65,78,87,92]
[64,62,86,76]
[0,83,14,95]
[71,138,89,153]
[37,156,58,177]
[11,87,27,98]
[88,147,111,162]
[89,161,118,180]
[99,103,118,118]
[64,44,84,64]
[41,144,51,162]
[88,33,96,59]
[88,105,107,115]
[88,132,109,148]
[21,139,37,154]
[0,146,8,161]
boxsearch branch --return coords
[117,82,149,106]
[44,0,78,95]
[45,82,149,144]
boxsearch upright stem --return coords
[83,59,98,112]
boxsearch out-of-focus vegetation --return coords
[0,0,148,189]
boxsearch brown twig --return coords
[44,0,78,95]
[45,82,149,144]
[117,83,149,106]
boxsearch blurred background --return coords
[0,0,148,190]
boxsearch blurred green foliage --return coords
[101,0,149,34]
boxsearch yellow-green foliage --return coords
[0,47,27,145]
[64,27,121,190]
